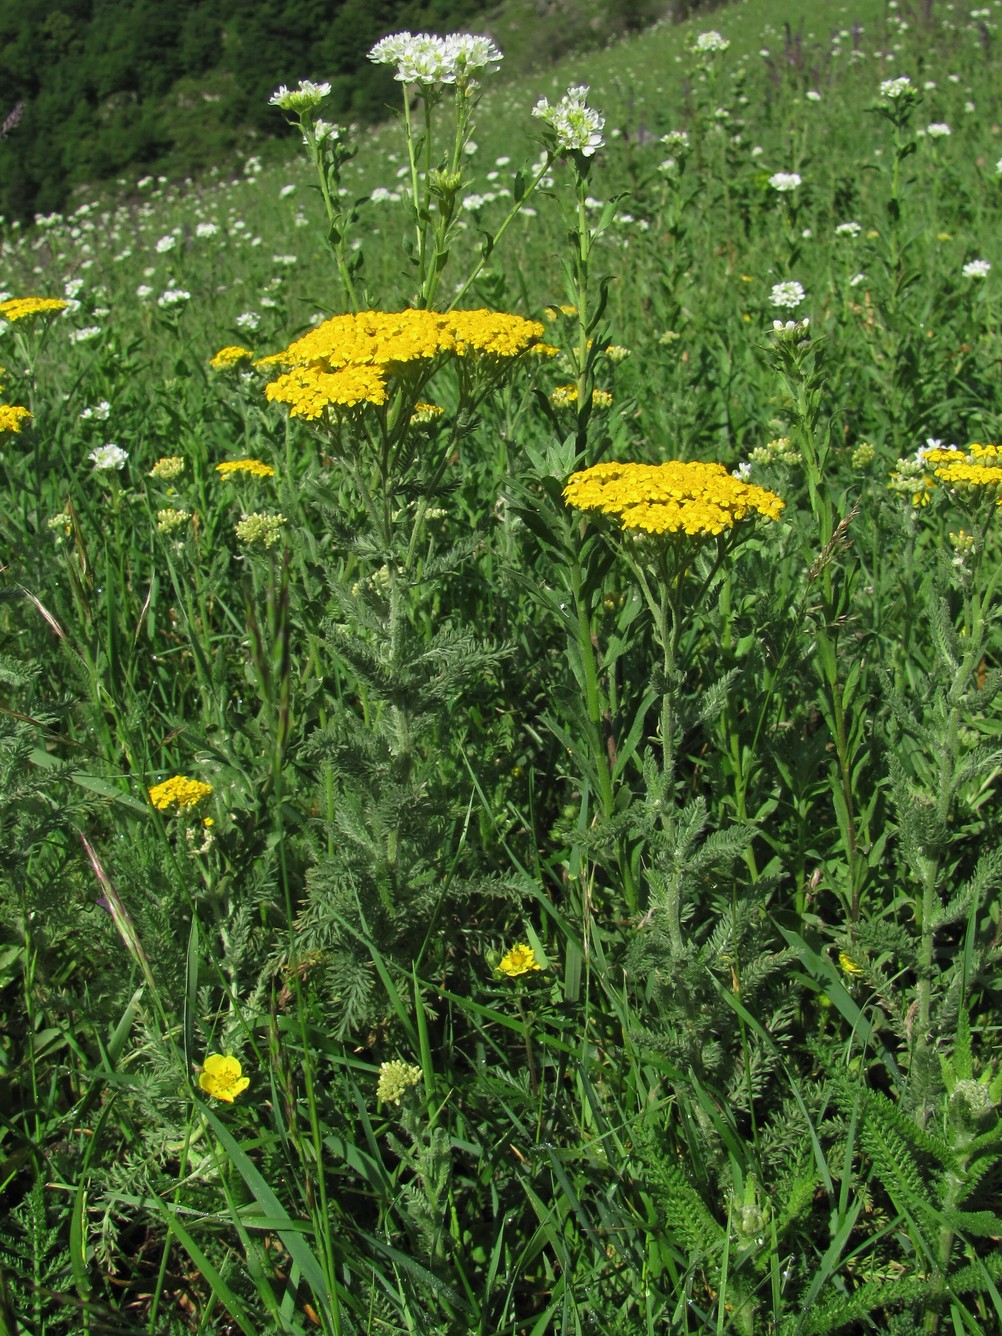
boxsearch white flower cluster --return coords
[769,172,802,192]
[89,443,128,471]
[880,75,915,99]
[369,32,502,88]
[962,259,991,278]
[532,84,605,157]
[660,129,690,152]
[770,281,806,309]
[925,122,951,137]
[269,80,332,113]
[836,221,862,237]
[692,30,730,53]
[158,288,191,308]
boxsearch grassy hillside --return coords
[1,0,1002,1331]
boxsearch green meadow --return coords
[2,0,1002,1330]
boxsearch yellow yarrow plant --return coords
[563,460,784,539]
[0,296,69,322]
[215,458,276,479]
[148,775,213,812]
[0,404,31,433]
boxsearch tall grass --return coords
[2,0,1002,1331]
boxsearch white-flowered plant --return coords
[532,85,605,158]
[89,443,128,470]
[769,172,802,192]
[269,80,332,113]
[880,75,915,99]
[770,280,806,308]
[691,30,730,53]
[962,259,991,278]
[158,288,191,308]
[368,31,502,90]
[926,122,952,137]
[836,221,863,237]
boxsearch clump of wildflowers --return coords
[691,30,730,54]
[770,281,806,309]
[268,80,332,113]
[235,512,287,548]
[549,384,613,409]
[0,403,31,433]
[532,85,605,158]
[749,436,800,467]
[497,944,543,978]
[880,76,916,100]
[149,456,185,480]
[0,296,68,321]
[148,775,213,812]
[210,345,255,370]
[890,442,1002,509]
[563,460,784,539]
[376,1060,423,1104]
[198,1054,249,1103]
[769,172,802,192]
[156,507,191,535]
[368,31,502,90]
[89,444,128,471]
[215,459,276,479]
[962,259,991,279]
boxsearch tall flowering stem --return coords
[564,460,784,936]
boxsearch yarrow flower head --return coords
[211,344,255,370]
[497,943,543,978]
[0,403,31,433]
[962,259,991,278]
[149,774,213,812]
[216,458,276,479]
[157,507,191,534]
[198,1054,250,1103]
[89,443,128,470]
[769,172,802,192]
[532,84,605,158]
[0,295,68,321]
[235,512,287,548]
[563,460,784,539]
[269,80,332,113]
[149,455,185,480]
[376,1060,423,1104]
[770,281,806,309]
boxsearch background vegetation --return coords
[1,0,1002,1330]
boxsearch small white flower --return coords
[769,172,802,192]
[805,89,822,102]
[926,122,951,137]
[836,221,862,237]
[962,259,991,278]
[733,461,753,479]
[770,280,806,308]
[269,80,331,112]
[195,221,219,238]
[235,311,261,331]
[155,234,177,253]
[89,443,128,470]
[136,284,153,300]
[279,183,297,198]
[660,129,690,152]
[532,84,605,157]
[157,287,191,308]
[880,75,914,98]
[850,272,866,287]
[71,326,102,343]
[80,400,111,421]
[692,30,730,53]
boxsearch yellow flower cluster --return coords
[0,404,31,433]
[261,308,544,420]
[892,443,1002,508]
[497,943,543,977]
[564,460,785,538]
[376,1060,423,1104]
[549,384,613,409]
[198,1054,250,1103]
[215,458,276,479]
[210,345,255,369]
[148,774,213,812]
[149,456,186,480]
[0,296,69,321]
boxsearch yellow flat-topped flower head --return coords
[0,296,69,321]
[215,458,276,479]
[148,774,213,812]
[210,345,255,369]
[0,404,31,433]
[498,943,543,978]
[563,460,784,539]
[198,1054,250,1103]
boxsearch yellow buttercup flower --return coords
[148,775,213,812]
[564,460,784,539]
[498,943,543,978]
[198,1054,250,1103]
